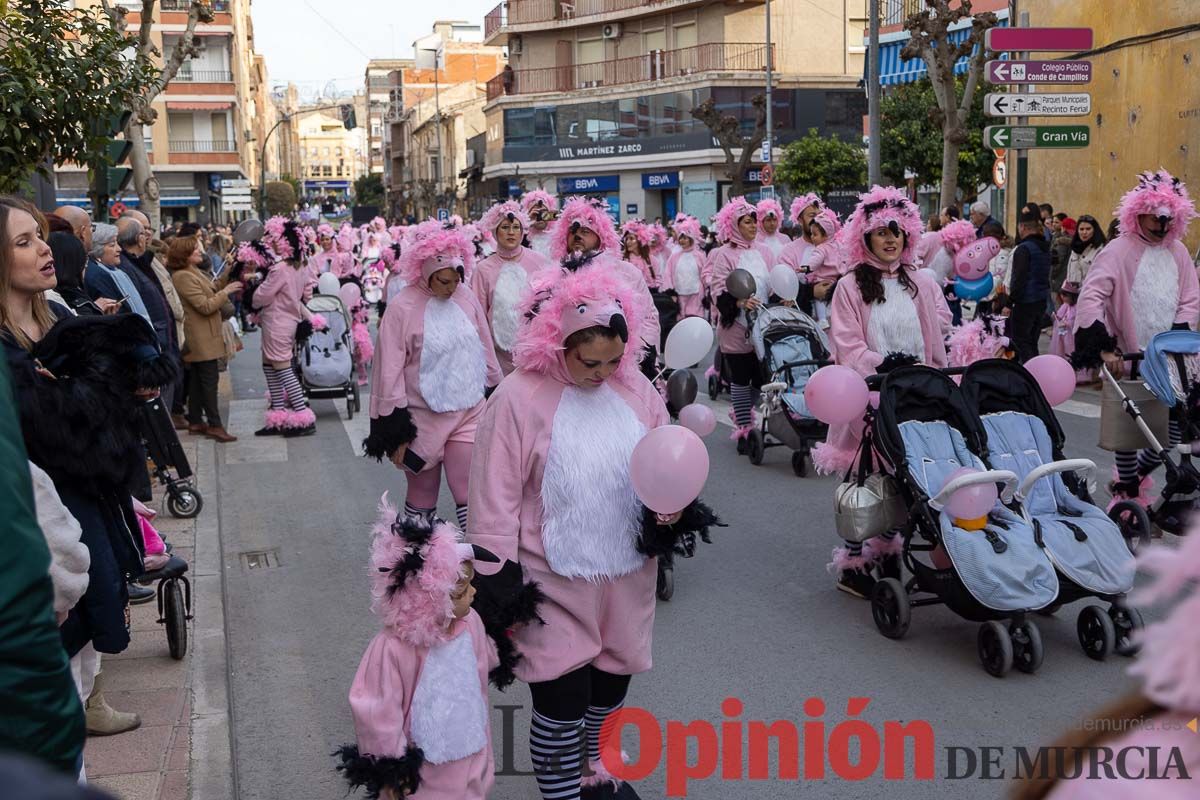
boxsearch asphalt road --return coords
[215,329,1156,800]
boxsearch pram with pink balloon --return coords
[294,290,361,419]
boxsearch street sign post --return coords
[985,27,1093,52]
[984,93,1091,117]
[984,125,1090,149]
[760,164,775,187]
[986,60,1091,84]
[992,159,1007,189]
[760,138,772,164]
[437,208,450,222]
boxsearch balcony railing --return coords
[168,139,236,153]
[161,0,230,11]
[880,0,928,27]
[487,0,709,36]
[484,3,505,40]
[175,69,233,83]
[487,42,773,101]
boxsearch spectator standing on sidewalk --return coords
[1065,214,1106,286]
[969,200,998,238]
[1050,215,1075,294]
[85,224,150,323]
[1007,209,1052,363]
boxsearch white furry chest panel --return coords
[540,384,647,581]
[1131,248,1180,350]
[419,298,486,413]
[761,237,784,259]
[409,632,489,764]
[673,253,701,295]
[490,262,529,352]
[867,279,926,360]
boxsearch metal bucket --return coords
[1099,378,1170,452]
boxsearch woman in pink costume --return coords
[620,220,661,290]
[471,200,553,375]
[707,197,773,446]
[468,265,718,800]
[364,221,502,532]
[816,186,949,599]
[664,214,707,319]
[755,197,790,262]
[1073,170,1198,505]
[251,217,318,437]
[522,190,560,260]
[801,208,845,327]
[779,193,825,275]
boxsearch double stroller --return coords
[295,293,361,419]
[866,361,1137,677]
[743,305,830,476]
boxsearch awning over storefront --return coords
[873,16,1007,86]
[165,101,233,110]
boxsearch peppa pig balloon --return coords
[954,237,1001,281]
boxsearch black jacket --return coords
[1009,234,1051,305]
[119,251,174,352]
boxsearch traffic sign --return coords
[992,159,1007,189]
[986,60,1091,84]
[984,125,1090,149]
[222,179,251,189]
[436,208,450,222]
[985,92,1091,117]
[110,201,128,218]
[760,138,772,164]
[760,164,775,187]
[985,28,1093,52]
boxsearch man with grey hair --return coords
[85,223,151,323]
[970,200,999,237]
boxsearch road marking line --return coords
[341,403,370,457]
[221,399,288,464]
[1058,398,1101,418]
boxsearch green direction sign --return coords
[983,125,1090,149]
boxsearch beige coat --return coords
[172,265,234,363]
[150,254,186,347]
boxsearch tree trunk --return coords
[939,120,961,211]
[125,119,161,229]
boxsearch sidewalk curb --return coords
[189,435,237,800]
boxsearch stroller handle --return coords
[778,358,828,371]
[929,469,1019,510]
[1015,459,1097,503]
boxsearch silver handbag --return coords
[833,429,907,543]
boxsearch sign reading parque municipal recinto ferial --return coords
[984,93,1091,117]
[984,125,1090,149]
[986,60,1092,84]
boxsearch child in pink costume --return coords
[801,209,844,328]
[468,265,718,800]
[779,193,825,275]
[334,504,507,800]
[755,197,790,262]
[815,186,949,599]
[472,201,554,375]
[522,190,560,260]
[664,215,707,319]
[364,220,503,532]
[252,217,317,436]
[1049,282,1092,382]
[1072,170,1199,505]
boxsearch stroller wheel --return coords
[1107,501,1152,556]
[1010,620,1044,674]
[166,486,203,519]
[707,374,719,401]
[1076,605,1116,661]
[1109,604,1144,657]
[656,563,674,602]
[163,579,188,661]
[870,578,910,640]
[978,621,1013,678]
[747,429,765,465]
[791,451,808,477]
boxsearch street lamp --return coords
[259,113,291,219]
[415,33,445,210]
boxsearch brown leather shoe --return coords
[204,426,238,443]
[171,414,188,431]
[187,423,206,434]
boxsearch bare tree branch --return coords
[137,0,156,55]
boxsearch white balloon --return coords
[317,273,341,297]
[769,264,800,301]
[663,317,715,370]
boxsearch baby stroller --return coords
[869,365,1060,677]
[706,348,730,401]
[744,305,830,476]
[137,396,203,518]
[961,360,1140,661]
[296,293,360,419]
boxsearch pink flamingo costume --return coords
[467,265,718,799]
[802,208,845,327]
[755,197,791,262]
[471,201,554,374]
[779,193,825,275]
[664,215,707,319]
[522,190,560,260]
[364,221,503,529]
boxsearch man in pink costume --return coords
[364,220,502,532]
[1072,170,1199,506]
[664,214,707,319]
[471,201,553,374]
[468,266,718,800]
[779,193,825,275]
[816,186,949,598]
[522,189,560,260]
[755,197,790,262]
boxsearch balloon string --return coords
[653,367,668,383]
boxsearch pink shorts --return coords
[409,401,485,471]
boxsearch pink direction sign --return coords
[985,28,1093,52]
[986,60,1092,84]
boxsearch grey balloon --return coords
[667,369,698,410]
[726,268,757,300]
[233,218,265,244]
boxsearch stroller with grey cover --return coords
[295,293,360,419]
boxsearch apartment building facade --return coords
[297,100,369,203]
[480,0,869,222]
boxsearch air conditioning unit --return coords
[510,35,523,55]
[602,23,622,39]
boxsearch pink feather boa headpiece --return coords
[947,319,1010,367]
[1127,520,1200,713]
[235,240,272,270]
[368,494,472,647]
[790,193,825,226]
[550,196,620,262]
[713,197,757,245]
[673,214,702,244]
[336,227,356,253]
[521,189,559,214]
[262,216,299,262]
[1116,169,1196,247]
[398,219,476,285]
[939,219,977,254]
[620,219,655,249]
[513,264,650,385]
[842,185,924,269]
[479,201,531,238]
[316,223,334,240]
[757,198,785,227]
[811,208,842,238]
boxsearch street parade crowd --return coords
[2,168,1200,799]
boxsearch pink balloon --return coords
[868,391,880,409]
[678,403,717,437]
[803,365,869,425]
[942,467,999,520]
[630,425,710,514]
[1025,354,1075,406]
[953,237,1001,281]
[339,282,362,309]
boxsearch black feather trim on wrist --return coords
[1071,321,1118,370]
[333,744,424,800]
[471,560,545,690]
[637,499,723,559]
[295,319,314,341]
[876,352,920,374]
[362,407,418,461]
[134,353,179,389]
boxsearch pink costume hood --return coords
[549,196,621,262]
[790,193,824,226]
[713,197,757,246]
[521,189,559,214]
[398,219,477,287]
[841,185,924,270]
[1117,169,1196,247]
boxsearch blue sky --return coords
[252,0,494,100]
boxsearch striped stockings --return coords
[730,383,753,428]
[530,711,583,800]
[263,364,309,412]
[1116,419,1182,484]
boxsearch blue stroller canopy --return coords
[1141,330,1200,408]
